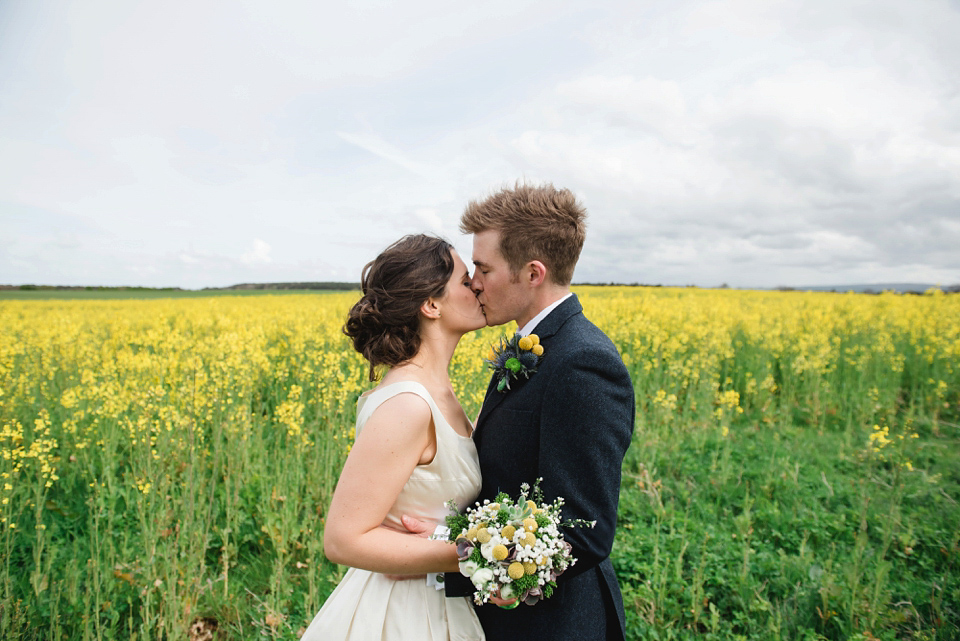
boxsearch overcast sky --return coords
[1,0,958,289]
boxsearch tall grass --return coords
[1,288,957,640]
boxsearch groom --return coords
[444,184,635,639]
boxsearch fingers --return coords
[489,595,519,608]
[400,514,432,537]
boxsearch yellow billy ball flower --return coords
[476,528,492,544]
[492,544,509,561]
[522,561,537,575]
[501,525,517,540]
[508,562,525,580]
[465,528,478,541]
[525,500,537,511]
[523,532,537,547]
[518,336,534,351]
[522,517,538,533]
[528,334,539,346]
[532,344,544,356]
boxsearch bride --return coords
[302,234,487,640]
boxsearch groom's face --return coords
[470,229,527,327]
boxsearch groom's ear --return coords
[525,261,547,287]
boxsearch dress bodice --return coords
[355,381,482,532]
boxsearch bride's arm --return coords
[322,393,460,575]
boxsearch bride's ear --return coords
[420,298,442,320]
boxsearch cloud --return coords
[0,0,957,288]
[337,129,431,177]
[241,239,272,266]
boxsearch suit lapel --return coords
[473,295,584,439]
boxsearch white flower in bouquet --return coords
[470,567,494,589]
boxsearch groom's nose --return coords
[470,273,483,293]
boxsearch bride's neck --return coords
[401,332,458,387]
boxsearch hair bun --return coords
[342,235,454,381]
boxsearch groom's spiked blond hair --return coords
[460,183,586,286]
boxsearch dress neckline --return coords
[359,381,474,440]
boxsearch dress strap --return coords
[355,381,441,435]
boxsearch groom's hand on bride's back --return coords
[399,514,432,538]
[381,515,432,580]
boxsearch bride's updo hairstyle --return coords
[344,234,455,381]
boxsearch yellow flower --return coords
[492,544,509,561]
[507,562,525,580]
[476,527,492,544]
[528,334,539,346]
[522,532,537,547]
[465,528,478,541]
[522,561,537,575]
[522,517,538,533]
[518,336,534,351]
[501,525,517,540]
[532,344,544,356]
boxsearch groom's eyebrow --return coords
[473,260,489,269]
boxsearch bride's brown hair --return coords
[343,234,455,381]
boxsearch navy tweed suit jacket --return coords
[446,294,635,641]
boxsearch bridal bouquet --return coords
[445,480,594,607]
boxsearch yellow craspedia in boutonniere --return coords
[485,333,545,393]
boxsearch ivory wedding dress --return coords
[302,381,485,641]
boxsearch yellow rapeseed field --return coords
[0,287,957,638]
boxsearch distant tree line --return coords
[1,285,184,291]
[4,282,957,294]
[207,282,359,291]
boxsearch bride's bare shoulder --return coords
[364,390,432,431]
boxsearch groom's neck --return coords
[514,284,570,328]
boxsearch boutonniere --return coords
[485,333,545,392]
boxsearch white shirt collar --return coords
[518,293,573,337]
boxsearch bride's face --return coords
[436,250,486,333]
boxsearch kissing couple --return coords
[302,184,635,640]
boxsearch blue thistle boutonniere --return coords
[485,333,545,392]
